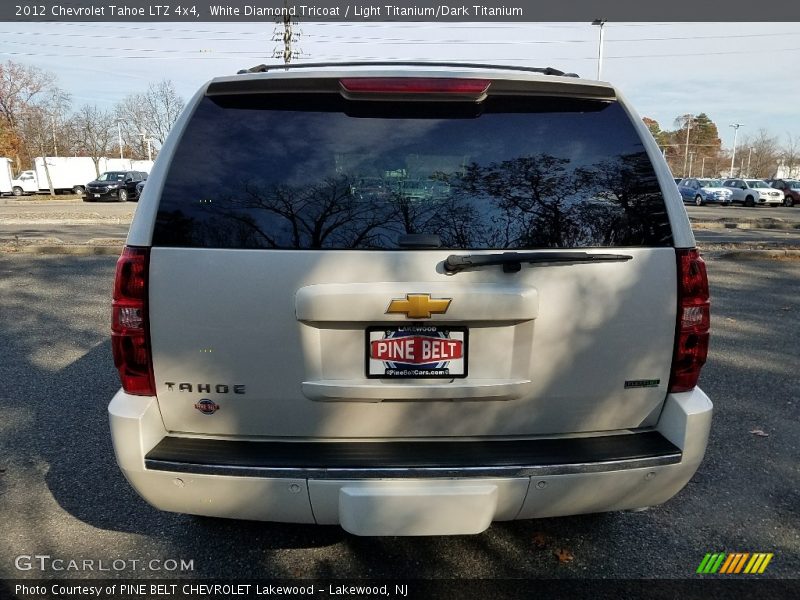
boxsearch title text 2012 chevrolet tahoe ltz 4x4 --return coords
[109,63,712,536]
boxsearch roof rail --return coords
[237,61,579,78]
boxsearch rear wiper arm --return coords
[444,251,633,274]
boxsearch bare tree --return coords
[0,60,64,169]
[70,104,115,177]
[781,133,800,178]
[115,80,184,158]
[18,88,72,195]
[740,129,780,178]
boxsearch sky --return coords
[1,21,799,149]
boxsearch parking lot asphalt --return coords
[0,254,797,582]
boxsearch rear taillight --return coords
[339,77,491,100]
[111,246,154,395]
[669,248,711,393]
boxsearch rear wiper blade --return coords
[444,251,633,274]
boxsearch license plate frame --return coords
[365,325,468,379]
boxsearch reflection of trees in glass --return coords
[433,151,670,248]
[575,151,672,245]
[163,175,408,249]
[156,152,670,249]
[445,154,576,248]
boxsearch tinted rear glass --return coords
[153,93,672,249]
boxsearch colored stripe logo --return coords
[697,553,773,574]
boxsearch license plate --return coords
[94,194,100,198]
[366,325,468,378]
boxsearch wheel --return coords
[744,196,755,207]
[785,196,795,207]
[12,186,22,196]
[695,195,704,206]
[118,188,128,202]
[73,185,85,195]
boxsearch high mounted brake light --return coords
[339,78,491,100]
[112,246,155,395]
[669,248,711,393]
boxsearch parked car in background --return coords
[84,171,147,202]
[677,178,733,206]
[135,179,146,199]
[721,179,784,207]
[769,179,800,207]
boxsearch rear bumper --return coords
[109,388,712,535]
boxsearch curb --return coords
[690,220,800,231]
[709,249,800,260]
[0,197,84,205]
[6,243,798,259]
[14,244,123,255]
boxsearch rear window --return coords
[153,92,672,249]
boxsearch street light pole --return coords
[747,148,753,177]
[729,123,743,177]
[591,20,606,80]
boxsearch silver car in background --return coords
[722,178,784,207]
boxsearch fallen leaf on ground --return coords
[749,429,769,437]
[532,532,549,548]
[554,548,574,563]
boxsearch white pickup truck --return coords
[109,62,712,536]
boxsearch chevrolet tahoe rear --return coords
[108,63,712,536]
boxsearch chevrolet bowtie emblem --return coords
[386,294,452,319]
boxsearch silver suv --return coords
[109,63,712,536]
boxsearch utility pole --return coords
[52,116,58,157]
[729,123,743,177]
[701,156,707,178]
[688,152,695,178]
[592,20,606,80]
[273,0,301,64]
[117,121,124,159]
[140,130,153,161]
[682,115,694,178]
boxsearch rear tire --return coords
[695,195,704,206]
[744,196,755,207]
[12,186,22,196]
[73,185,85,195]
[118,188,128,202]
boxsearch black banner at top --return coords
[3,0,800,22]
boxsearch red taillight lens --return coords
[111,246,154,395]
[339,77,491,99]
[669,249,711,393]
